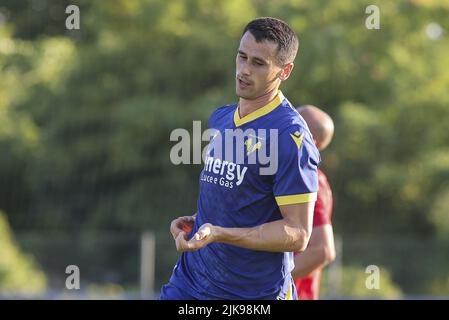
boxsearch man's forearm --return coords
[215,219,309,253]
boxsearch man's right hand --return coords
[170,216,196,240]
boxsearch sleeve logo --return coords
[289,131,304,149]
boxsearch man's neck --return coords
[238,88,279,118]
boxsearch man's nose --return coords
[239,61,251,76]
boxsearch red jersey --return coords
[294,169,333,300]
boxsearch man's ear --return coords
[279,63,294,81]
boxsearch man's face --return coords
[236,31,284,100]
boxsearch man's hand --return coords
[170,216,195,240]
[175,223,218,252]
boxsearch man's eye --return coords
[254,61,263,66]
[239,55,247,60]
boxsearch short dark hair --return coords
[241,17,299,66]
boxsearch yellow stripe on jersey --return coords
[286,283,293,300]
[275,192,317,206]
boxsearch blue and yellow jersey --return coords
[167,91,320,299]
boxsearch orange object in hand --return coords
[179,220,194,233]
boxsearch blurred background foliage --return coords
[320,264,403,299]
[0,0,448,297]
[0,211,46,294]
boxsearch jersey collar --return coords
[233,90,284,127]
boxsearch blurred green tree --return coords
[0,211,47,294]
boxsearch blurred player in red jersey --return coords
[292,105,336,300]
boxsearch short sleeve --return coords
[273,126,320,206]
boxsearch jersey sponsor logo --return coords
[201,155,248,188]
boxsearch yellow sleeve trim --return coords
[275,192,317,206]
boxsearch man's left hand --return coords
[175,223,218,252]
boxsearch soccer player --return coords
[160,17,320,300]
[292,105,336,300]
